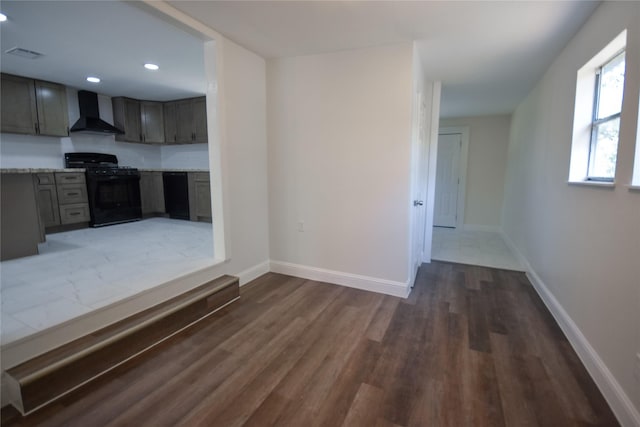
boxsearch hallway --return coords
[431,227,523,271]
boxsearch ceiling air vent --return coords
[5,47,44,59]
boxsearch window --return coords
[569,30,627,184]
[588,51,626,181]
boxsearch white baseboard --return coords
[235,261,270,286]
[463,224,502,233]
[501,231,640,427]
[269,260,410,298]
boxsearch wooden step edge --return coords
[5,276,239,415]
[7,274,238,380]
[16,294,240,416]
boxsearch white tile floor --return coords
[0,218,214,345]
[431,227,523,271]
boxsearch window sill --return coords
[567,180,615,189]
[628,185,640,192]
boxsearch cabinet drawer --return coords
[35,173,55,185]
[55,172,85,184]
[59,203,90,224]
[193,172,210,181]
[57,184,88,204]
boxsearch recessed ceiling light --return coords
[86,77,101,83]
[144,63,159,71]
[0,13,7,22]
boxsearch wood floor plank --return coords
[3,265,620,427]
[340,383,385,427]
[366,296,401,342]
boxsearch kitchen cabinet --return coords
[192,97,208,144]
[1,174,43,261]
[140,171,165,215]
[163,102,178,144]
[113,95,206,145]
[34,172,89,231]
[1,74,69,137]
[188,172,212,222]
[34,173,61,229]
[35,80,70,136]
[113,98,165,144]
[112,97,142,143]
[55,172,90,225]
[169,97,208,144]
[141,101,165,144]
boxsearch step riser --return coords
[7,277,239,415]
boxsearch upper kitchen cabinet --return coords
[35,80,70,136]
[163,102,178,144]
[192,97,208,144]
[1,73,69,137]
[167,96,208,144]
[112,97,142,143]
[113,98,165,144]
[141,102,165,144]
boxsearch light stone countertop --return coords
[0,168,85,174]
[136,168,210,173]
[1,168,209,174]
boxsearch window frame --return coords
[586,49,626,182]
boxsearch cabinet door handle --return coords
[35,123,39,133]
[66,126,69,136]
[67,192,79,196]
[69,212,81,216]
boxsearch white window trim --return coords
[632,88,640,187]
[569,30,627,184]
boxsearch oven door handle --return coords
[92,175,139,181]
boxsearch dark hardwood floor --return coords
[2,261,619,426]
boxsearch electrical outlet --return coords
[297,221,305,232]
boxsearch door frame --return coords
[437,126,469,230]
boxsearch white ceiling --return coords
[0,1,600,117]
[168,0,600,118]
[0,0,207,101]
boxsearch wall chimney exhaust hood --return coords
[70,90,124,135]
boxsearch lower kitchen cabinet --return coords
[35,182,61,228]
[34,172,90,232]
[1,174,43,261]
[59,203,90,225]
[140,171,165,216]
[54,172,90,225]
[188,172,212,222]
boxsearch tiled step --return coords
[5,275,239,415]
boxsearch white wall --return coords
[267,43,414,292]
[440,115,511,228]
[214,37,270,277]
[160,144,208,169]
[502,2,640,424]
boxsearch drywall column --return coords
[267,43,414,296]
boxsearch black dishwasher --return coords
[163,172,190,220]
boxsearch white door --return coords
[411,94,429,276]
[434,133,461,228]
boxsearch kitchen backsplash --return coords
[0,88,210,170]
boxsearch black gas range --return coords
[65,152,142,227]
